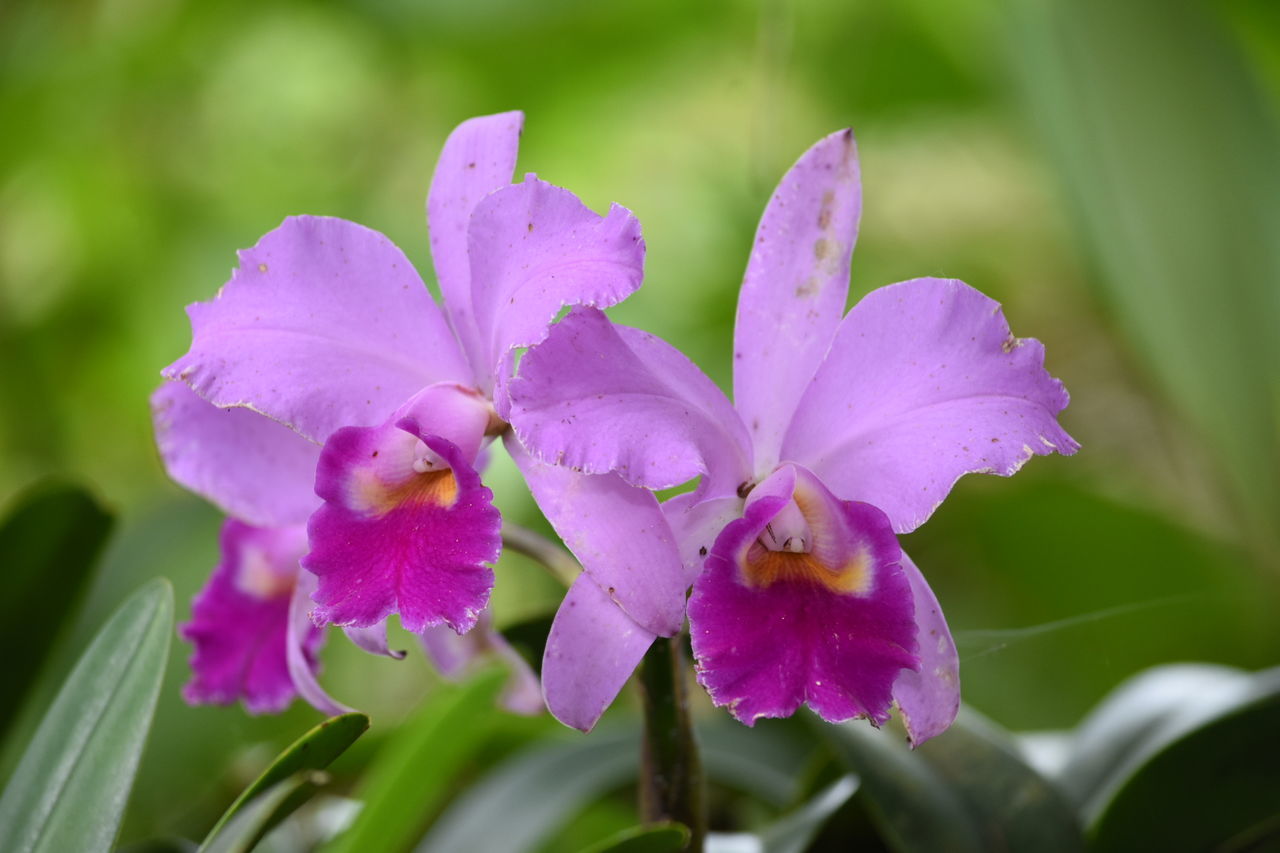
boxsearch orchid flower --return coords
[152,111,644,714]
[508,129,1078,742]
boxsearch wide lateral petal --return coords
[688,466,918,726]
[542,573,656,732]
[164,216,469,444]
[152,381,320,527]
[179,520,324,714]
[892,552,960,746]
[734,129,861,473]
[304,407,500,634]
[783,277,1078,533]
[427,110,524,374]
[508,434,687,637]
[508,307,752,495]
[467,176,644,401]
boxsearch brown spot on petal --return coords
[258,263,268,273]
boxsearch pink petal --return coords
[688,466,919,726]
[180,520,325,714]
[661,491,745,586]
[508,307,752,495]
[892,551,960,746]
[467,177,645,402]
[344,620,407,660]
[542,573,657,732]
[734,129,861,473]
[152,381,320,528]
[164,216,470,444]
[304,393,500,634]
[289,570,352,716]
[428,111,524,374]
[782,277,1078,533]
[508,434,688,637]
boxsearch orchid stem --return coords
[500,521,579,587]
[638,635,706,851]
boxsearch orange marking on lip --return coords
[349,468,459,516]
[739,540,871,595]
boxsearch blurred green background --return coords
[1,0,1277,846]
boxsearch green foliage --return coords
[0,578,172,853]
[577,822,690,853]
[200,712,368,849]
[1012,0,1280,560]
[821,708,1084,853]
[201,772,327,853]
[415,729,640,853]
[325,669,511,853]
[0,481,113,739]
[1085,667,1280,851]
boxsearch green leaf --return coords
[1011,0,1280,556]
[760,775,858,853]
[411,713,815,853]
[1055,663,1249,813]
[201,712,369,849]
[415,729,640,853]
[699,719,818,806]
[577,822,690,853]
[0,578,173,853]
[1089,666,1280,851]
[0,480,114,738]
[820,707,1084,852]
[324,669,508,853]
[202,772,327,853]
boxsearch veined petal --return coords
[542,573,657,732]
[180,520,324,714]
[164,216,470,444]
[419,614,544,715]
[467,176,645,402]
[734,129,861,473]
[783,277,1078,533]
[304,390,500,634]
[892,552,959,746]
[688,465,918,726]
[152,381,320,528]
[428,110,524,374]
[508,434,687,637]
[509,307,752,495]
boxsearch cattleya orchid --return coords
[508,129,1078,741]
[153,110,645,713]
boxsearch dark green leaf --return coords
[1056,663,1248,813]
[324,669,508,853]
[577,822,690,853]
[0,578,173,853]
[202,772,327,853]
[820,707,1084,852]
[699,719,817,806]
[201,712,369,849]
[0,480,113,738]
[760,775,858,853]
[1089,667,1280,851]
[415,729,639,853]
